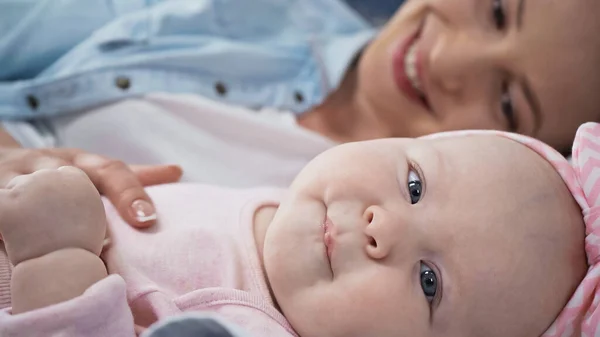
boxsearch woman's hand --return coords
[0,147,182,228]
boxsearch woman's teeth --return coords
[404,41,423,96]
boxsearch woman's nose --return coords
[363,205,400,260]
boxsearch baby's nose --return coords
[363,205,398,260]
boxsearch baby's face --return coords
[263,135,586,337]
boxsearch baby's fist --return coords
[0,167,107,266]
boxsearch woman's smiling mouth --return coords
[392,19,430,111]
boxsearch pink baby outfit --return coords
[0,184,297,337]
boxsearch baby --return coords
[1,122,599,337]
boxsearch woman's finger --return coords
[0,148,70,187]
[73,154,158,229]
[30,156,71,172]
[129,164,183,186]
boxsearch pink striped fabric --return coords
[422,122,600,336]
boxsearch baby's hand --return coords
[0,166,107,266]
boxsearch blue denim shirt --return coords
[0,0,376,120]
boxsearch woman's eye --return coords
[420,263,438,303]
[407,169,422,205]
[501,82,517,132]
[492,0,506,30]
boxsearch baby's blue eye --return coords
[420,263,437,303]
[407,170,422,204]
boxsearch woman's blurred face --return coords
[358,0,600,150]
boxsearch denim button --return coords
[215,82,228,96]
[115,76,131,90]
[26,95,39,110]
[294,90,304,103]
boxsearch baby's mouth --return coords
[323,217,334,267]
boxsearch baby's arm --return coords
[0,167,108,314]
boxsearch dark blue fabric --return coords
[143,315,248,337]
[343,0,406,25]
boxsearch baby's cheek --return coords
[362,277,429,332]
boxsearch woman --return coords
[0,0,598,228]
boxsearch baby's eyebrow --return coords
[425,142,447,194]
[433,145,446,178]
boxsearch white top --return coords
[3,93,335,188]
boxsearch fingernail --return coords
[130,199,157,223]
